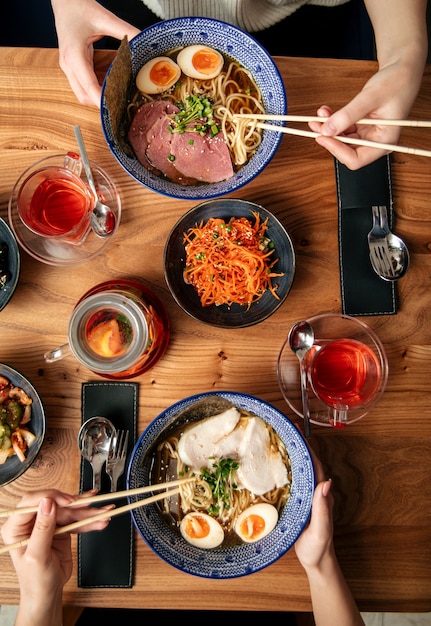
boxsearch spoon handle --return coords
[300,362,312,438]
[89,455,106,492]
[73,125,98,196]
[92,465,102,492]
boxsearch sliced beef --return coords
[128,99,234,185]
[128,100,179,175]
[145,115,183,182]
[146,115,197,185]
[171,131,234,183]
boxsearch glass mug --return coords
[16,152,95,245]
[277,314,388,429]
[308,337,382,427]
[44,279,170,379]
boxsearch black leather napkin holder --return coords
[78,381,138,588]
[335,155,398,316]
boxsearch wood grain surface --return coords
[0,47,430,613]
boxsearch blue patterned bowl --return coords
[101,17,287,200]
[127,391,314,579]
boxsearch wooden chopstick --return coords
[234,113,431,127]
[255,122,431,158]
[0,487,181,555]
[0,477,195,518]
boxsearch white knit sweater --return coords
[142,0,351,32]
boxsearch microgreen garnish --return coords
[170,95,220,137]
[201,457,239,514]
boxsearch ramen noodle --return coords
[127,47,265,184]
[150,402,292,545]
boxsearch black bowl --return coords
[0,364,46,487]
[164,199,295,328]
[0,218,20,312]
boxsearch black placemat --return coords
[78,381,138,588]
[335,156,398,316]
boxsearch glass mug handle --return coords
[43,343,72,363]
[331,409,348,428]
[63,151,83,177]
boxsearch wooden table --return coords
[0,47,430,614]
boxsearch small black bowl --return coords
[0,364,46,488]
[164,199,295,328]
[0,218,20,312]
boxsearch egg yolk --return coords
[192,49,222,76]
[238,514,266,541]
[87,319,125,357]
[184,514,211,539]
[149,60,179,87]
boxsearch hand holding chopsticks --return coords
[233,114,431,158]
[0,477,195,555]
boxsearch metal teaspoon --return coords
[73,125,116,238]
[78,417,116,491]
[288,321,315,439]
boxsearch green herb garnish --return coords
[201,457,239,514]
[170,95,220,137]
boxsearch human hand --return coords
[1,489,112,626]
[294,452,334,571]
[51,0,140,106]
[309,58,425,169]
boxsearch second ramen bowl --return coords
[127,391,314,579]
[101,17,287,201]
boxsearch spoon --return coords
[78,416,116,491]
[378,231,410,281]
[288,320,315,439]
[73,125,116,238]
[368,205,410,281]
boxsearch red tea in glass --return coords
[17,163,93,242]
[310,338,381,410]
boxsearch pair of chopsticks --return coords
[233,113,431,157]
[0,477,195,555]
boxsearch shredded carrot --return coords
[183,211,284,309]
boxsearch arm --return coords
[50,0,140,106]
[295,453,365,626]
[1,489,113,626]
[310,0,428,169]
[295,480,365,626]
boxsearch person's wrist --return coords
[378,39,427,79]
[300,544,339,583]
[16,589,63,626]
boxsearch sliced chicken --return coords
[235,417,288,495]
[178,406,241,470]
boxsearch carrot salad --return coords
[183,211,284,308]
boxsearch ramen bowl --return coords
[164,198,295,327]
[0,363,46,488]
[101,17,287,200]
[127,391,314,579]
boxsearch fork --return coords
[106,429,129,492]
[367,205,397,279]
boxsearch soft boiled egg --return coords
[234,503,278,543]
[176,45,224,80]
[179,511,224,549]
[136,56,181,94]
